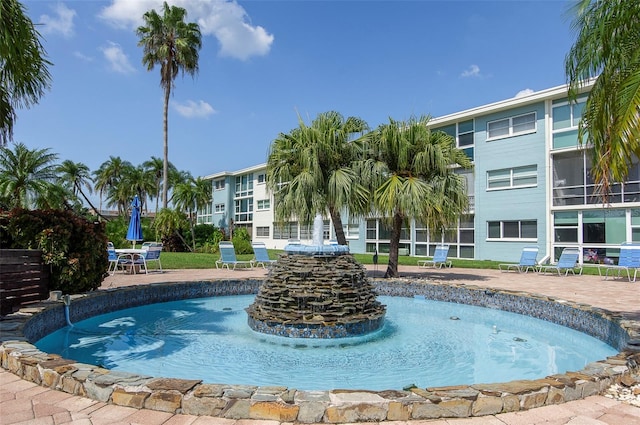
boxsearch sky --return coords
[17,0,577,180]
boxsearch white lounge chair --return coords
[417,244,452,268]
[251,242,276,268]
[539,248,582,276]
[498,246,539,273]
[216,241,253,270]
[598,242,640,282]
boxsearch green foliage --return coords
[0,208,107,293]
[231,227,252,254]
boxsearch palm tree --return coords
[57,159,104,217]
[356,116,472,278]
[0,0,52,145]
[173,177,212,251]
[143,156,164,215]
[94,156,133,213]
[173,176,212,250]
[0,142,59,209]
[110,164,155,216]
[137,2,202,209]
[565,0,640,198]
[266,111,370,245]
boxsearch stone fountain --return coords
[246,215,386,338]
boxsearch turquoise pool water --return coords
[35,295,617,391]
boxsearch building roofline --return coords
[202,162,267,180]
[429,80,595,126]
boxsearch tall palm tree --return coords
[565,0,640,198]
[0,0,52,145]
[266,111,370,245]
[356,116,472,278]
[0,142,59,209]
[173,177,212,250]
[57,159,104,217]
[93,156,133,213]
[137,2,202,209]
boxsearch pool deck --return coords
[1,265,639,425]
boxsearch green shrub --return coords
[232,227,252,254]
[0,208,107,293]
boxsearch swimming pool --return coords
[35,294,617,391]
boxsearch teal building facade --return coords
[200,81,640,265]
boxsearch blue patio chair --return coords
[498,246,539,273]
[125,242,163,274]
[417,244,452,268]
[107,242,130,275]
[539,247,583,276]
[216,241,253,270]
[598,242,640,282]
[251,242,276,269]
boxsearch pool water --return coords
[35,295,617,391]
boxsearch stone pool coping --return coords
[0,278,639,423]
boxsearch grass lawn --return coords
[158,249,599,275]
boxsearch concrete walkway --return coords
[2,265,640,425]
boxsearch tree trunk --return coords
[77,184,109,222]
[384,212,403,278]
[328,205,347,245]
[162,86,170,209]
[190,209,196,252]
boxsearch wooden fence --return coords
[0,249,50,316]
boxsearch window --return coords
[342,222,360,239]
[487,165,537,190]
[554,211,578,242]
[256,226,270,237]
[552,97,586,149]
[273,222,298,239]
[256,199,270,210]
[234,198,253,222]
[214,203,225,213]
[235,174,253,197]
[435,121,474,160]
[257,173,266,184]
[632,209,640,242]
[487,112,536,140]
[487,220,537,240]
[214,179,224,190]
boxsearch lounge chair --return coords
[598,242,640,282]
[417,244,452,268]
[538,247,583,276]
[125,242,163,274]
[498,246,539,273]
[216,241,253,270]
[107,242,121,275]
[107,242,131,275]
[251,242,276,268]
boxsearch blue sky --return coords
[18,0,575,180]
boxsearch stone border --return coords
[1,279,639,423]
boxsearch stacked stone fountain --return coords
[246,215,386,338]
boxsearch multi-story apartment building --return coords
[200,82,640,265]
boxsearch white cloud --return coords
[99,0,273,61]
[39,2,76,38]
[172,100,216,118]
[461,64,481,78]
[101,42,136,74]
[73,51,94,62]
[515,88,535,98]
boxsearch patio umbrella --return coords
[126,195,143,248]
